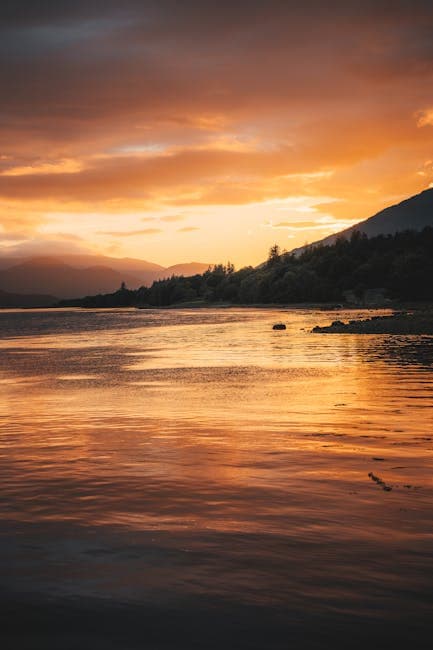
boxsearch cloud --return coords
[0,235,95,258]
[177,226,200,232]
[97,228,163,236]
[416,108,433,127]
[0,231,28,241]
[2,159,84,177]
[0,132,406,206]
[273,221,319,229]
[1,1,433,261]
[160,214,185,222]
[1,2,433,160]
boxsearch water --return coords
[1,307,432,649]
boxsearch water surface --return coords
[1,308,432,649]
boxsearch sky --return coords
[1,0,433,267]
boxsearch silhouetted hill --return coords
[0,255,211,298]
[61,254,164,285]
[156,262,210,279]
[0,259,143,299]
[292,188,433,255]
[0,289,57,308]
[66,226,433,307]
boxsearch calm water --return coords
[1,307,433,649]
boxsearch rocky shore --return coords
[312,311,433,334]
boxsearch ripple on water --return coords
[0,308,433,648]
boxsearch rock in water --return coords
[272,323,286,330]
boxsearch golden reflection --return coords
[1,308,432,538]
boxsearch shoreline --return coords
[3,300,433,313]
[312,310,433,335]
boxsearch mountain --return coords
[71,226,433,307]
[60,254,164,286]
[60,257,210,283]
[0,288,57,308]
[292,187,433,255]
[0,255,211,299]
[0,258,143,299]
[156,262,210,279]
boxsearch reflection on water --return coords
[1,308,433,649]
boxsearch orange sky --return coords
[1,1,433,267]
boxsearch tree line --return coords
[59,227,433,307]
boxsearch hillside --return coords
[158,262,210,279]
[0,255,210,299]
[60,254,164,286]
[0,258,142,299]
[67,227,433,307]
[0,289,57,308]
[292,188,433,255]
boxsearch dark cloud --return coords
[1,1,433,157]
[1,0,433,239]
[0,1,126,26]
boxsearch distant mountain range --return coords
[0,255,210,304]
[0,288,57,308]
[2,188,433,307]
[292,187,433,255]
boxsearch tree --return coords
[267,244,281,267]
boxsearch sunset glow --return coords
[3,6,433,647]
[1,1,433,266]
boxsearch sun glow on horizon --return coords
[1,3,433,266]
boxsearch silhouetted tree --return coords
[58,227,433,308]
[267,244,281,267]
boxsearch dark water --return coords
[1,308,433,649]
